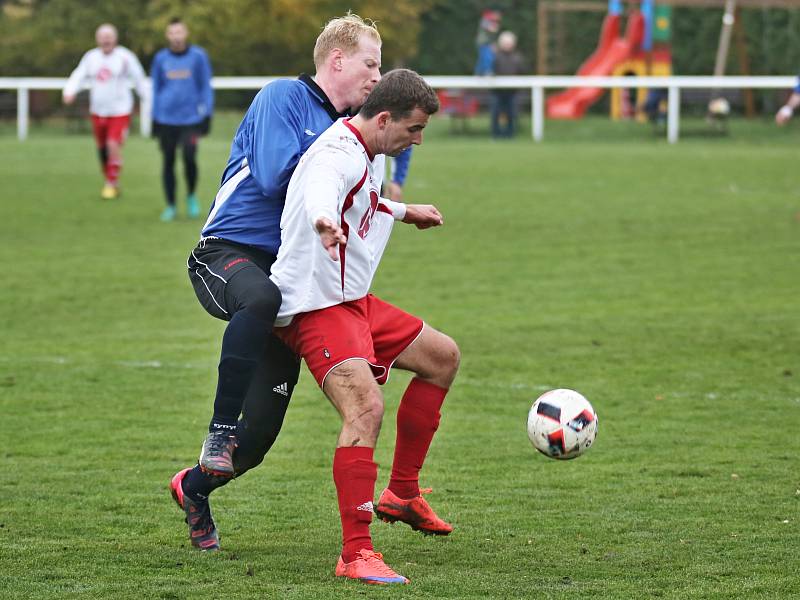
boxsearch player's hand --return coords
[315,217,347,261]
[198,116,212,136]
[386,181,403,202]
[63,94,76,105]
[776,105,793,126]
[402,204,443,229]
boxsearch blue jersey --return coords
[391,147,412,185]
[151,45,213,126]
[201,75,345,254]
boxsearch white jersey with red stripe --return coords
[63,46,148,117]
[271,118,405,326]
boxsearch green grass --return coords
[1,113,799,599]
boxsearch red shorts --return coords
[91,114,130,147]
[275,294,424,388]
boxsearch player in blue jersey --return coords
[151,17,213,221]
[170,14,387,552]
[386,147,412,201]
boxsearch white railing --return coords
[0,75,795,143]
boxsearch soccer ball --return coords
[527,389,598,460]
[708,97,730,118]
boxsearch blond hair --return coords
[313,13,381,69]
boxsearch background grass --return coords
[1,112,798,599]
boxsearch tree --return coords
[0,0,439,76]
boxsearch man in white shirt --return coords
[63,23,148,199]
[271,69,460,586]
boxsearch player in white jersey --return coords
[271,69,460,586]
[63,23,148,200]
[271,120,398,323]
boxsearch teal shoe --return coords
[187,194,201,219]
[160,205,177,222]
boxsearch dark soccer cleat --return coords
[170,467,220,552]
[198,430,238,477]
[375,487,453,536]
[335,549,409,585]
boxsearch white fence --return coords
[0,75,795,143]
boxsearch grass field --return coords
[1,112,799,599]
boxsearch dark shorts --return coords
[187,238,278,321]
[154,122,201,150]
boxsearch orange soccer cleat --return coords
[375,487,453,536]
[335,549,409,585]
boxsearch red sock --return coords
[333,446,377,563]
[388,378,448,500]
[105,157,121,186]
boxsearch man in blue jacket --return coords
[170,14,414,554]
[151,17,213,221]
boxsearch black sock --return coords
[182,464,230,502]
[98,146,108,173]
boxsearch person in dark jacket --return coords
[491,31,526,138]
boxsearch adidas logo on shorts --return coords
[273,382,289,396]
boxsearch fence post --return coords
[17,86,29,141]
[667,85,680,144]
[532,85,544,142]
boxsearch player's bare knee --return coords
[325,363,384,432]
[347,391,384,432]
[339,391,384,446]
[427,334,460,388]
[442,339,461,386]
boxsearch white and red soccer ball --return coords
[527,389,598,460]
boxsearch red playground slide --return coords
[547,12,645,119]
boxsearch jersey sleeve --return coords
[125,48,149,102]
[246,82,306,197]
[378,198,407,221]
[150,51,163,119]
[63,51,91,97]
[197,48,214,117]
[302,144,366,227]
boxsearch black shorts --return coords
[187,238,278,321]
[154,122,202,148]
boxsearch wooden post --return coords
[733,6,755,117]
[713,0,737,78]
[538,1,549,75]
[537,1,607,75]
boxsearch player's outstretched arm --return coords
[402,204,444,230]
[314,217,347,261]
[63,53,89,105]
[777,91,800,125]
